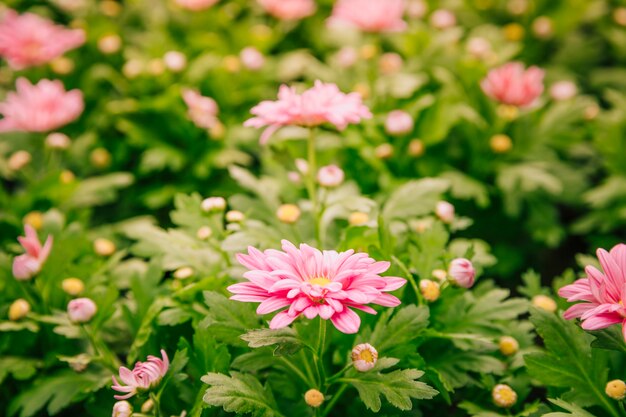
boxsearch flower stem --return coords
[314,318,327,388]
[150,392,161,417]
[321,383,348,417]
[81,324,121,371]
[305,128,321,246]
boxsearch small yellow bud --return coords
[174,267,194,280]
[141,399,154,413]
[94,238,116,256]
[532,295,557,312]
[196,226,213,240]
[8,150,31,171]
[222,55,241,73]
[606,380,626,400]
[498,336,519,356]
[503,23,525,42]
[584,105,600,121]
[304,389,324,408]
[496,104,519,121]
[532,16,553,39]
[50,57,75,75]
[360,44,379,60]
[250,24,272,42]
[277,204,301,224]
[408,139,425,157]
[419,279,440,302]
[123,59,144,79]
[62,278,85,296]
[60,170,76,184]
[46,133,71,150]
[146,59,166,76]
[90,148,112,169]
[226,210,245,223]
[23,211,44,230]
[351,343,378,372]
[209,121,226,140]
[348,212,369,226]
[9,299,30,321]
[375,143,394,160]
[413,219,432,233]
[432,269,447,282]
[352,83,370,99]
[614,8,626,26]
[490,134,513,154]
[98,34,122,54]
[492,384,517,408]
[100,0,122,17]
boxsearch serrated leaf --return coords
[200,291,260,346]
[382,178,450,221]
[369,305,429,356]
[544,398,598,417]
[66,172,134,208]
[590,326,626,353]
[241,328,304,356]
[0,357,41,384]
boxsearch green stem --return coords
[315,318,327,387]
[325,363,352,385]
[150,392,161,417]
[391,255,422,305]
[279,357,314,387]
[81,325,121,371]
[305,128,321,246]
[321,383,348,417]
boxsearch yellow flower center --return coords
[308,277,332,287]
[357,349,375,364]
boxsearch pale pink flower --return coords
[0,78,84,133]
[328,0,407,32]
[112,350,170,400]
[228,240,406,334]
[336,46,358,69]
[182,89,219,129]
[0,10,85,70]
[112,401,132,417]
[317,165,345,187]
[385,110,413,136]
[67,298,97,323]
[245,80,372,144]
[351,343,378,371]
[559,244,626,341]
[481,62,545,108]
[174,0,219,10]
[448,258,476,288]
[435,201,454,223]
[549,81,577,101]
[240,47,265,71]
[429,9,456,29]
[257,0,316,20]
[12,225,53,281]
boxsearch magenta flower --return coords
[257,0,316,20]
[328,0,407,33]
[244,80,372,144]
[12,225,53,281]
[228,240,406,334]
[481,62,545,108]
[0,10,85,70]
[181,88,219,129]
[112,350,169,400]
[559,244,626,340]
[0,78,84,133]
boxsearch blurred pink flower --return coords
[228,240,406,334]
[245,80,372,143]
[435,201,454,223]
[112,350,169,400]
[559,244,626,341]
[0,78,84,133]
[317,164,345,187]
[385,110,413,136]
[257,0,316,20]
[549,81,577,101]
[429,9,456,29]
[448,258,476,288]
[0,9,85,70]
[240,47,265,71]
[328,0,407,32]
[481,62,545,108]
[182,89,219,129]
[12,225,53,281]
[67,298,97,323]
[174,0,219,10]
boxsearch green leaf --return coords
[544,398,598,417]
[382,178,450,221]
[202,372,284,417]
[241,327,304,356]
[200,291,260,346]
[127,297,171,364]
[66,172,134,208]
[0,357,41,384]
[369,305,429,356]
[590,326,626,353]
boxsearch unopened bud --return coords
[163,51,187,72]
[435,201,455,224]
[9,299,30,321]
[503,23,525,42]
[531,295,557,312]
[379,53,403,75]
[277,204,301,224]
[492,384,517,408]
[62,278,85,296]
[98,34,122,54]
[90,148,111,168]
[8,150,31,171]
[385,111,413,136]
[46,133,71,150]
[606,380,626,400]
[349,212,369,226]
[352,83,370,100]
[123,59,144,78]
[432,269,447,282]
[351,343,378,372]
[498,336,519,356]
[532,16,553,39]
[222,55,241,73]
[196,226,213,240]
[94,238,116,256]
[141,399,155,413]
[419,279,440,302]
[60,170,76,184]
[50,56,74,74]
[67,297,97,323]
[100,0,122,16]
[147,58,166,76]
[496,104,519,120]
[584,105,600,121]
[408,139,425,157]
[615,8,626,26]
[375,143,394,160]
[112,400,133,417]
[430,9,456,30]
[359,44,379,60]
[448,258,476,288]
[23,211,44,230]
[201,197,226,212]
[226,210,245,223]
[317,165,344,188]
[209,120,226,139]
[490,134,513,153]
[304,389,324,408]
[174,267,194,280]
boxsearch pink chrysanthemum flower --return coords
[12,225,53,281]
[111,350,169,400]
[328,0,407,33]
[244,80,372,144]
[182,88,219,129]
[0,10,85,70]
[0,78,84,133]
[559,244,626,341]
[257,0,316,20]
[481,62,545,108]
[228,240,406,334]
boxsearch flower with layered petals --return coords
[182,89,219,129]
[244,80,372,144]
[0,10,85,70]
[558,244,626,341]
[328,0,407,32]
[12,225,53,280]
[111,350,169,400]
[228,240,406,334]
[0,78,84,133]
[481,62,544,108]
[257,0,316,20]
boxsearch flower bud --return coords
[584,104,600,121]
[112,400,133,417]
[492,384,517,408]
[196,226,213,240]
[222,55,241,73]
[430,9,456,30]
[532,16,553,39]
[413,218,432,233]
[163,51,187,72]
[62,278,85,296]
[498,336,519,356]
[240,47,265,71]
[349,212,369,226]
[351,343,378,372]
[496,104,519,121]
[209,120,226,140]
[375,143,394,160]
[531,295,557,312]
[94,238,116,256]
[9,299,30,321]
[123,59,144,78]
[141,399,154,413]
[100,0,122,16]
[46,133,71,150]
[359,44,379,60]
[490,134,513,154]
[226,210,245,223]
[146,59,166,76]
[90,148,111,168]
[317,165,344,188]
[503,23,525,42]
[419,279,440,302]
[408,139,425,157]
[287,171,301,183]
[23,211,44,230]
[507,0,528,15]
[8,150,31,171]
[467,37,492,59]
[606,380,626,400]
[385,110,413,136]
[379,53,403,75]
[174,267,194,280]
[295,158,309,175]
[277,204,301,224]
[304,389,324,408]
[60,170,76,184]
[435,201,454,224]
[448,258,476,288]
[98,34,122,54]
[432,269,447,282]
[50,56,74,75]
[336,46,358,69]
[202,197,227,212]
[67,298,97,323]
[407,0,428,19]
[352,83,370,99]
[549,81,577,101]
[614,8,626,26]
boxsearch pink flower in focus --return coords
[67,298,98,323]
[174,0,219,10]
[481,62,545,108]
[257,0,316,20]
[0,10,85,70]
[559,244,626,341]
[12,225,53,281]
[448,258,476,288]
[328,0,407,32]
[245,80,372,143]
[112,350,170,400]
[0,78,84,133]
[182,89,219,129]
[228,240,406,334]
